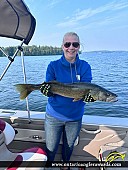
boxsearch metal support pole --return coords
[21,50,31,123]
[0,47,10,58]
[0,40,24,81]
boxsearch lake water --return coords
[0,51,128,118]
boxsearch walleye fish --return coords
[15,81,118,102]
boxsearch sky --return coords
[0,0,128,51]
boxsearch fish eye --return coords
[106,93,110,96]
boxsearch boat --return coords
[0,1,128,170]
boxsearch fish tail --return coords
[15,84,33,100]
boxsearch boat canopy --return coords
[0,0,36,45]
[0,0,36,81]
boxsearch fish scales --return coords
[48,82,89,99]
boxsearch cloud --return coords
[57,19,78,27]
[57,0,128,28]
[75,10,128,31]
[47,0,63,8]
[112,0,128,10]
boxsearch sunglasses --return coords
[63,42,80,48]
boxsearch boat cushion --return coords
[0,119,15,145]
[0,119,47,169]
[6,147,47,169]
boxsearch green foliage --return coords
[0,45,63,57]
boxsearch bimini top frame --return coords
[0,0,36,81]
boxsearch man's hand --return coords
[40,83,54,97]
[83,93,95,102]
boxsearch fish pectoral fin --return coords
[73,98,82,102]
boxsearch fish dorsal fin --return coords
[47,81,67,86]
[47,80,60,84]
[49,80,60,84]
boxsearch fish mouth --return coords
[106,97,118,102]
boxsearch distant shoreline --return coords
[0,45,127,58]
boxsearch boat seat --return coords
[0,119,47,170]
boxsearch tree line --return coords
[0,45,63,57]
